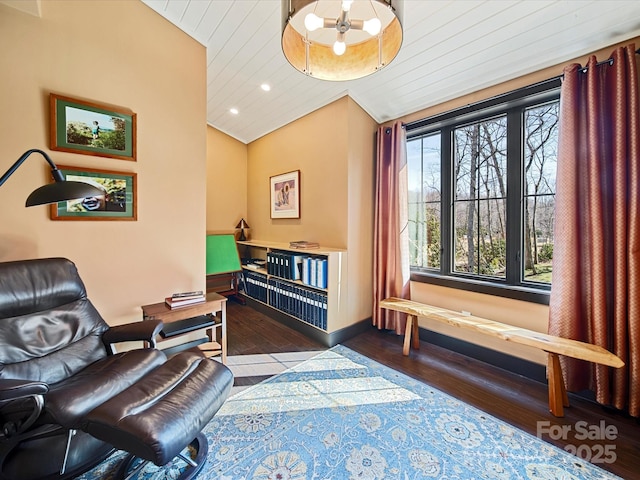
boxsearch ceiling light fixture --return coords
[261,84,271,91]
[281,0,403,81]
[230,108,239,115]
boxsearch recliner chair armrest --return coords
[0,379,48,402]
[102,320,164,348]
[0,380,48,440]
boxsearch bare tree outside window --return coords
[407,134,441,269]
[453,117,507,278]
[524,102,558,284]
[405,82,559,300]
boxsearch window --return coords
[406,80,560,303]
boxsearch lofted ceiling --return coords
[140,0,640,144]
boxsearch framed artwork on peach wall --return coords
[50,165,137,221]
[270,170,300,219]
[50,93,136,161]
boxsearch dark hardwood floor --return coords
[226,301,640,479]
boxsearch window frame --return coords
[406,78,562,305]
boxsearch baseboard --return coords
[418,326,547,383]
[243,297,546,381]
[243,297,370,347]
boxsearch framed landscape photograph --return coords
[270,170,300,219]
[50,166,137,221]
[50,93,136,161]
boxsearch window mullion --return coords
[505,109,522,285]
[441,127,452,275]
[420,138,425,267]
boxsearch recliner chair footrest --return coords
[81,352,233,467]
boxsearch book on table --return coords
[170,290,204,301]
[165,295,206,308]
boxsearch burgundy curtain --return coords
[548,44,640,417]
[373,122,410,334]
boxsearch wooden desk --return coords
[141,292,228,363]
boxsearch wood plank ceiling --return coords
[140,0,640,144]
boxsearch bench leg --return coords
[412,315,420,351]
[403,315,418,356]
[547,352,570,417]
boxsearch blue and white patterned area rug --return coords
[79,345,620,479]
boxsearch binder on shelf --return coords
[273,252,279,276]
[302,257,311,285]
[280,253,286,278]
[269,251,277,276]
[309,258,317,287]
[321,294,328,330]
[261,274,327,331]
[316,258,328,289]
[276,252,281,277]
[291,255,304,281]
[244,270,268,303]
[266,252,273,275]
[313,292,320,327]
[315,292,321,326]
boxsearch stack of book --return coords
[289,240,320,249]
[165,290,205,309]
[243,258,266,271]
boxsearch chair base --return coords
[114,433,208,480]
[0,427,114,480]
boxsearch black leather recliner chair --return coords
[0,257,234,480]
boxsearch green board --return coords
[206,234,241,275]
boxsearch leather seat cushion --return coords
[82,352,234,466]
[44,348,167,428]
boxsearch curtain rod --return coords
[402,47,639,131]
[569,47,640,76]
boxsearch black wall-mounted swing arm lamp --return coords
[0,149,105,207]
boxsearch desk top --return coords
[142,292,226,323]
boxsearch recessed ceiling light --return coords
[261,84,271,92]
[230,108,239,115]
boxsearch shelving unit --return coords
[237,240,348,336]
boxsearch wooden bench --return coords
[380,297,624,417]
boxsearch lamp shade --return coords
[235,218,250,229]
[0,149,106,207]
[281,0,403,81]
[25,179,106,207]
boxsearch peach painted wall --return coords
[0,1,207,325]
[346,98,377,324]
[206,126,247,235]
[247,97,350,247]
[397,37,640,365]
[246,96,377,325]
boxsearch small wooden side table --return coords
[141,292,228,363]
